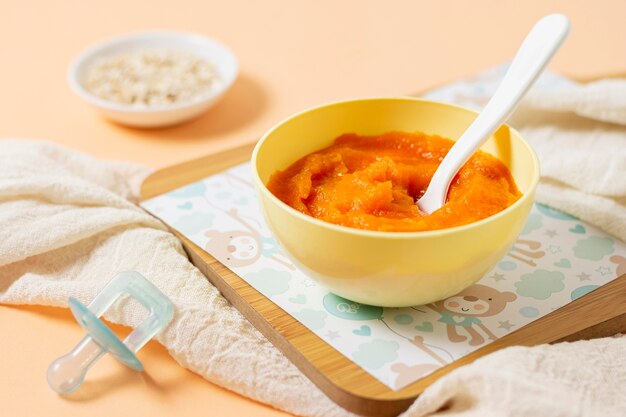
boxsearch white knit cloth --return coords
[1,79,625,417]
[512,80,626,241]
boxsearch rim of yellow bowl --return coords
[251,97,540,240]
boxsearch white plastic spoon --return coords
[417,14,570,214]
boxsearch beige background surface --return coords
[1,1,625,416]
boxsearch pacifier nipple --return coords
[47,271,173,395]
[47,337,105,394]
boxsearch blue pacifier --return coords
[47,271,174,394]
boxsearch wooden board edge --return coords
[558,311,626,342]
[140,142,256,200]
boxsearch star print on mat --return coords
[490,272,506,282]
[300,278,316,287]
[545,229,558,237]
[325,330,340,341]
[498,320,515,331]
[547,245,562,254]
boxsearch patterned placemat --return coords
[141,68,625,390]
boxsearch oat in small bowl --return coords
[69,32,238,128]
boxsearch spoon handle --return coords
[418,14,570,214]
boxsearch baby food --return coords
[267,131,521,232]
[85,50,218,107]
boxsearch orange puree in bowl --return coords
[267,131,522,232]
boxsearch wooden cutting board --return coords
[140,143,626,416]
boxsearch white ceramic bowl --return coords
[68,31,238,128]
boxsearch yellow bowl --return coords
[252,98,539,307]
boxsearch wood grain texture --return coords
[140,145,626,416]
